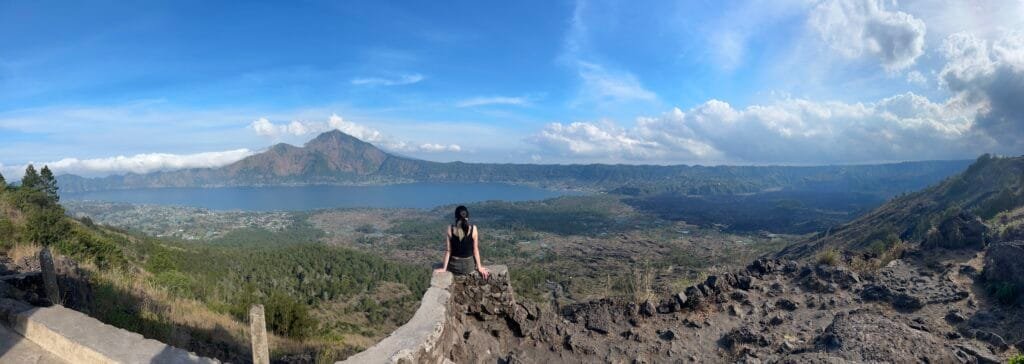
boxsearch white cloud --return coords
[560,1,658,106]
[326,114,386,143]
[456,96,530,108]
[939,31,1024,147]
[809,0,926,71]
[905,70,927,85]
[532,121,661,159]
[417,143,462,152]
[533,29,1024,165]
[350,73,424,86]
[249,114,461,154]
[2,149,255,178]
[531,92,985,164]
[574,62,657,105]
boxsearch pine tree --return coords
[39,166,59,202]
[21,164,41,189]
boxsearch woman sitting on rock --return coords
[435,205,490,279]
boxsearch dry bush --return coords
[816,248,839,266]
[848,240,909,274]
[8,242,42,264]
[629,265,656,303]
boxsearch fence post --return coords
[39,247,60,305]
[250,304,270,364]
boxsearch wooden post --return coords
[250,304,270,364]
[39,247,60,305]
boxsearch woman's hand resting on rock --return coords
[477,266,490,279]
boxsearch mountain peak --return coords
[305,129,365,148]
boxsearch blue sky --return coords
[2,0,1024,177]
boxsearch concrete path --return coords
[0,325,69,364]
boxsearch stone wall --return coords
[0,298,219,364]
[339,265,521,364]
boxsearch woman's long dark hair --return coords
[454,205,470,235]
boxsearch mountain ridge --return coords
[777,154,1024,259]
[57,130,974,195]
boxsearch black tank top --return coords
[450,224,474,258]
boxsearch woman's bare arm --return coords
[472,226,489,278]
[436,227,451,273]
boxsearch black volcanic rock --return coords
[923,212,989,250]
[984,241,1024,303]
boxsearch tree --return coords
[0,171,6,191]
[21,164,41,189]
[39,166,59,202]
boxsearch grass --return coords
[816,248,839,266]
[1009,354,1024,364]
[86,262,336,362]
[7,242,42,264]
[849,239,909,274]
[628,264,656,303]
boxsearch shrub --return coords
[265,292,316,339]
[151,270,195,297]
[26,207,70,246]
[987,281,1019,305]
[628,265,655,303]
[1009,354,1024,364]
[817,249,839,266]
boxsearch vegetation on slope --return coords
[0,165,429,362]
[778,154,1024,259]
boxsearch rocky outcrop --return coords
[816,310,961,362]
[861,259,968,311]
[342,251,1021,363]
[339,265,520,364]
[984,241,1024,303]
[923,212,990,250]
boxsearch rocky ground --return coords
[445,241,1024,363]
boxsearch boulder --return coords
[639,300,656,317]
[817,311,959,363]
[983,241,1024,302]
[722,326,770,349]
[683,285,704,308]
[923,212,989,250]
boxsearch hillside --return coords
[0,181,429,362]
[58,130,971,197]
[778,154,1024,259]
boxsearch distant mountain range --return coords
[59,130,973,196]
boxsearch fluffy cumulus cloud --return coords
[532,121,661,159]
[531,93,986,164]
[3,149,255,178]
[533,18,1024,165]
[249,114,460,154]
[939,32,1024,148]
[810,0,926,71]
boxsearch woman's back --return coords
[449,224,474,258]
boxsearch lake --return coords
[61,183,579,211]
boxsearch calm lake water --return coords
[62,183,579,211]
